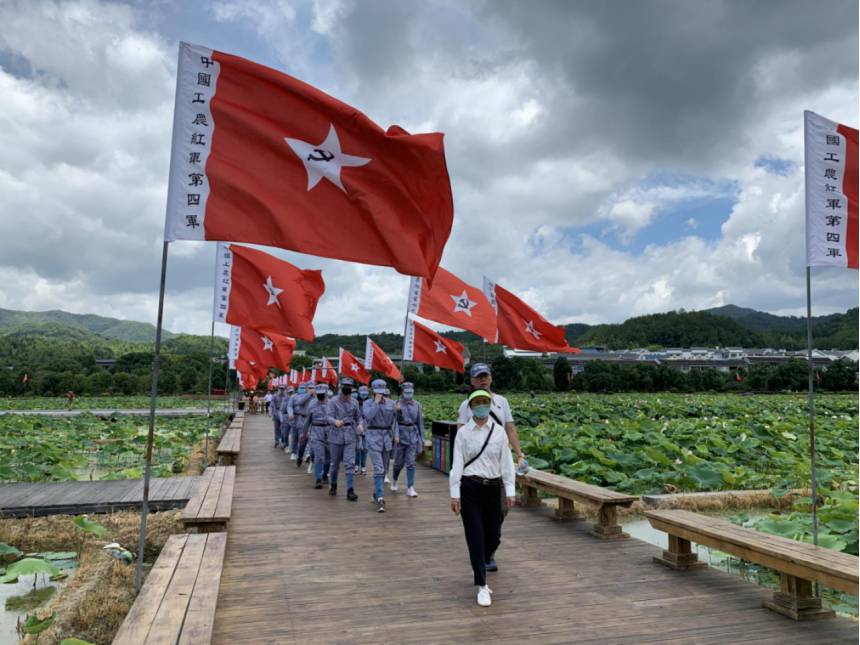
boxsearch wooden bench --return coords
[646,509,860,621]
[181,466,235,532]
[517,468,637,538]
[216,427,241,465]
[112,533,226,644]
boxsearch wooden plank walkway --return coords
[212,414,857,644]
[0,476,200,517]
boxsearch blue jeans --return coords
[355,449,367,468]
[373,475,384,500]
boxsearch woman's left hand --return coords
[506,496,516,509]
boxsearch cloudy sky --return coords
[0,0,857,338]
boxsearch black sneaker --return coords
[485,558,498,572]
[296,458,303,468]
[329,486,337,496]
[377,498,386,513]
[314,480,323,490]
[322,475,330,484]
[347,488,358,502]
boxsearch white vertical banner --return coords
[213,243,234,322]
[227,325,240,369]
[406,276,422,314]
[482,276,499,343]
[364,337,374,370]
[164,43,220,242]
[804,110,858,269]
[402,316,416,361]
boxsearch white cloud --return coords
[0,0,855,342]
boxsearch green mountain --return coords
[0,308,174,343]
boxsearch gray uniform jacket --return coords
[289,392,313,433]
[362,399,397,451]
[326,396,361,445]
[306,398,332,442]
[396,400,424,448]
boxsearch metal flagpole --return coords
[805,266,819,550]
[135,240,170,594]
[204,320,215,467]
[224,362,231,412]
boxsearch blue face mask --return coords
[471,404,491,418]
[402,392,414,400]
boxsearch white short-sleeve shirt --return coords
[457,393,513,427]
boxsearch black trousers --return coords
[459,477,503,586]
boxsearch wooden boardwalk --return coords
[212,415,857,645]
[0,476,199,517]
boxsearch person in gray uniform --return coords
[326,378,360,501]
[306,382,332,488]
[362,379,398,513]
[279,385,295,453]
[392,382,424,498]
[354,385,369,474]
[288,383,312,466]
[272,386,285,448]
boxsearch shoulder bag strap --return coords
[464,422,495,470]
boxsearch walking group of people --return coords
[264,362,529,607]
[268,376,425,513]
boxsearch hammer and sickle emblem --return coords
[307,148,335,162]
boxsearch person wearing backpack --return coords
[449,389,516,607]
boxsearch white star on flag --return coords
[262,336,274,351]
[351,363,360,373]
[525,320,542,339]
[263,276,284,307]
[434,340,448,353]
[285,124,371,192]
[450,290,477,317]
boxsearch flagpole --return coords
[135,240,170,594]
[805,266,819,551]
[204,320,215,468]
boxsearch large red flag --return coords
[484,278,580,354]
[165,42,453,281]
[214,243,324,341]
[338,348,371,384]
[403,318,465,372]
[364,337,403,382]
[406,267,497,342]
[320,357,339,387]
[237,327,295,371]
[804,111,858,269]
[235,358,266,380]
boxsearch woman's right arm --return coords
[449,426,466,507]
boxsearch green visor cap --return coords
[468,389,493,403]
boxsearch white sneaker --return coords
[290,453,296,460]
[390,480,398,492]
[361,467,367,474]
[477,585,492,607]
[284,447,290,453]
[384,475,391,484]
[407,486,418,497]
[307,462,314,474]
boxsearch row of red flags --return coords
[154,41,580,386]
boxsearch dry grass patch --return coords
[1,511,181,645]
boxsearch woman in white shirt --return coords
[449,389,516,607]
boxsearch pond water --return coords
[0,556,78,641]
[623,513,859,619]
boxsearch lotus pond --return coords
[0,396,225,411]
[0,413,229,482]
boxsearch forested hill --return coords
[0,308,174,343]
[571,308,858,350]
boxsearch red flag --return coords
[235,358,266,380]
[320,357,339,387]
[364,337,403,382]
[165,42,453,281]
[339,348,371,384]
[213,243,324,341]
[804,111,858,269]
[407,267,497,342]
[301,368,312,384]
[403,318,465,372]
[237,370,258,391]
[237,327,295,371]
[484,278,580,354]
